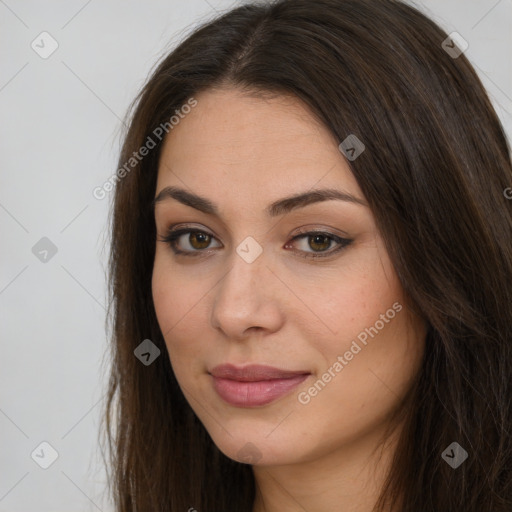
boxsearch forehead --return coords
[156,87,362,205]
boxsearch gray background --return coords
[1,0,511,510]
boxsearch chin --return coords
[206,424,307,466]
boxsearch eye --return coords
[158,227,222,256]
[286,230,353,259]
[157,225,353,259]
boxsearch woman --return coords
[101,0,512,510]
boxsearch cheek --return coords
[291,243,401,343]
[151,256,213,373]
[152,256,200,363]
[151,253,206,333]
[152,260,178,336]
[294,248,421,411]
[294,302,424,455]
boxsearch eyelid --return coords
[291,224,351,239]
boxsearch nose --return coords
[210,244,285,340]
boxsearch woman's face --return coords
[152,87,426,466]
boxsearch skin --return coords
[152,87,427,512]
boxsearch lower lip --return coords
[211,374,310,407]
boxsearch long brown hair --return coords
[100,0,512,510]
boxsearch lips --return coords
[209,364,310,407]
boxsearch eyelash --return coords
[157,226,353,260]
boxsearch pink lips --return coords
[209,364,310,407]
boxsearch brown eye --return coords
[287,231,353,259]
[159,228,222,255]
[307,234,332,252]
[188,232,211,249]
[159,226,352,260]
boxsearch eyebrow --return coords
[152,185,367,217]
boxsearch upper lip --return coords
[209,364,310,382]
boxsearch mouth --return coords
[209,364,311,407]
